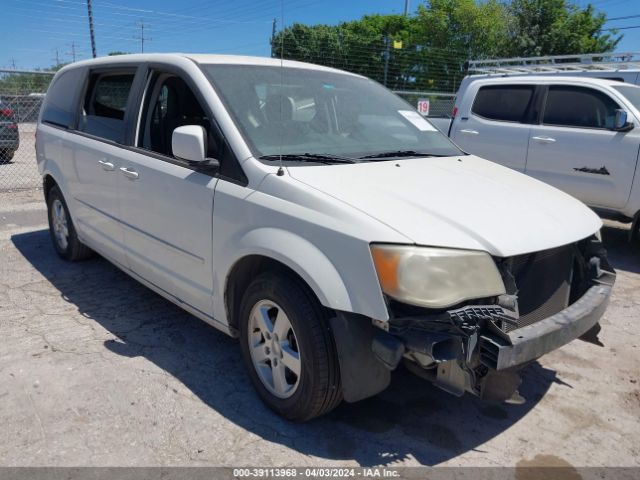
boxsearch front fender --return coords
[231,227,353,313]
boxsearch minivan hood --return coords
[288,155,602,257]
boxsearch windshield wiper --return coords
[259,153,358,164]
[359,150,450,159]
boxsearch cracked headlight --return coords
[370,244,506,309]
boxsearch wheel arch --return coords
[223,229,354,335]
[43,173,58,202]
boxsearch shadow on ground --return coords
[602,223,640,275]
[12,229,564,466]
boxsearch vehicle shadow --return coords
[601,222,640,274]
[11,229,561,466]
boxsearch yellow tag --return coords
[393,40,403,49]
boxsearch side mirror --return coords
[172,125,219,166]
[613,109,633,132]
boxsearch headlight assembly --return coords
[370,244,506,309]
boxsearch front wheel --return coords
[239,271,342,421]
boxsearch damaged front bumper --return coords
[330,236,616,404]
[479,282,612,371]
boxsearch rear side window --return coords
[41,68,86,128]
[543,86,620,129]
[79,72,135,143]
[472,85,535,122]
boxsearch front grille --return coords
[504,244,575,332]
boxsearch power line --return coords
[605,14,640,22]
[606,24,640,30]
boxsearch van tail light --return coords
[0,108,14,118]
[451,106,458,119]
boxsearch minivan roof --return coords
[461,75,639,89]
[58,53,364,78]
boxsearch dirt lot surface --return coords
[1,189,639,467]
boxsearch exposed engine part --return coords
[403,331,462,362]
[434,360,471,397]
[404,357,472,397]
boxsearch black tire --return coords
[0,149,13,162]
[47,185,93,261]
[239,271,342,421]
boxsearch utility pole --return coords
[270,18,277,58]
[87,0,97,58]
[383,36,391,87]
[68,41,78,63]
[53,48,61,67]
[135,20,151,53]
[403,0,409,16]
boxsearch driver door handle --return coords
[119,167,139,180]
[460,129,479,135]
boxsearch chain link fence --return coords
[0,69,54,192]
[0,63,459,192]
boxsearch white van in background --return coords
[446,75,640,240]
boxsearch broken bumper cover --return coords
[479,283,613,371]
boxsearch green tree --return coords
[272,15,415,88]
[271,0,622,93]
[508,0,621,56]
[414,0,511,58]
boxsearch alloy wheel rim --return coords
[51,199,69,251]
[248,300,301,399]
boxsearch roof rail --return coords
[468,52,640,75]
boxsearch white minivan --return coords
[36,54,615,421]
[448,76,640,238]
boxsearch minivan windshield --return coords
[613,85,640,111]
[202,64,463,161]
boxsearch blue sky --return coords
[1,0,638,70]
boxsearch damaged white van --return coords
[36,54,615,421]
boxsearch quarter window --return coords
[79,72,135,143]
[472,85,535,122]
[543,86,620,129]
[41,68,86,128]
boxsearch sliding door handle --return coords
[460,129,479,135]
[532,136,556,143]
[119,167,139,180]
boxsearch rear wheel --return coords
[47,185,93,261]
[238,271,342,421]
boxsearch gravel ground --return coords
[0,189,639,468]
